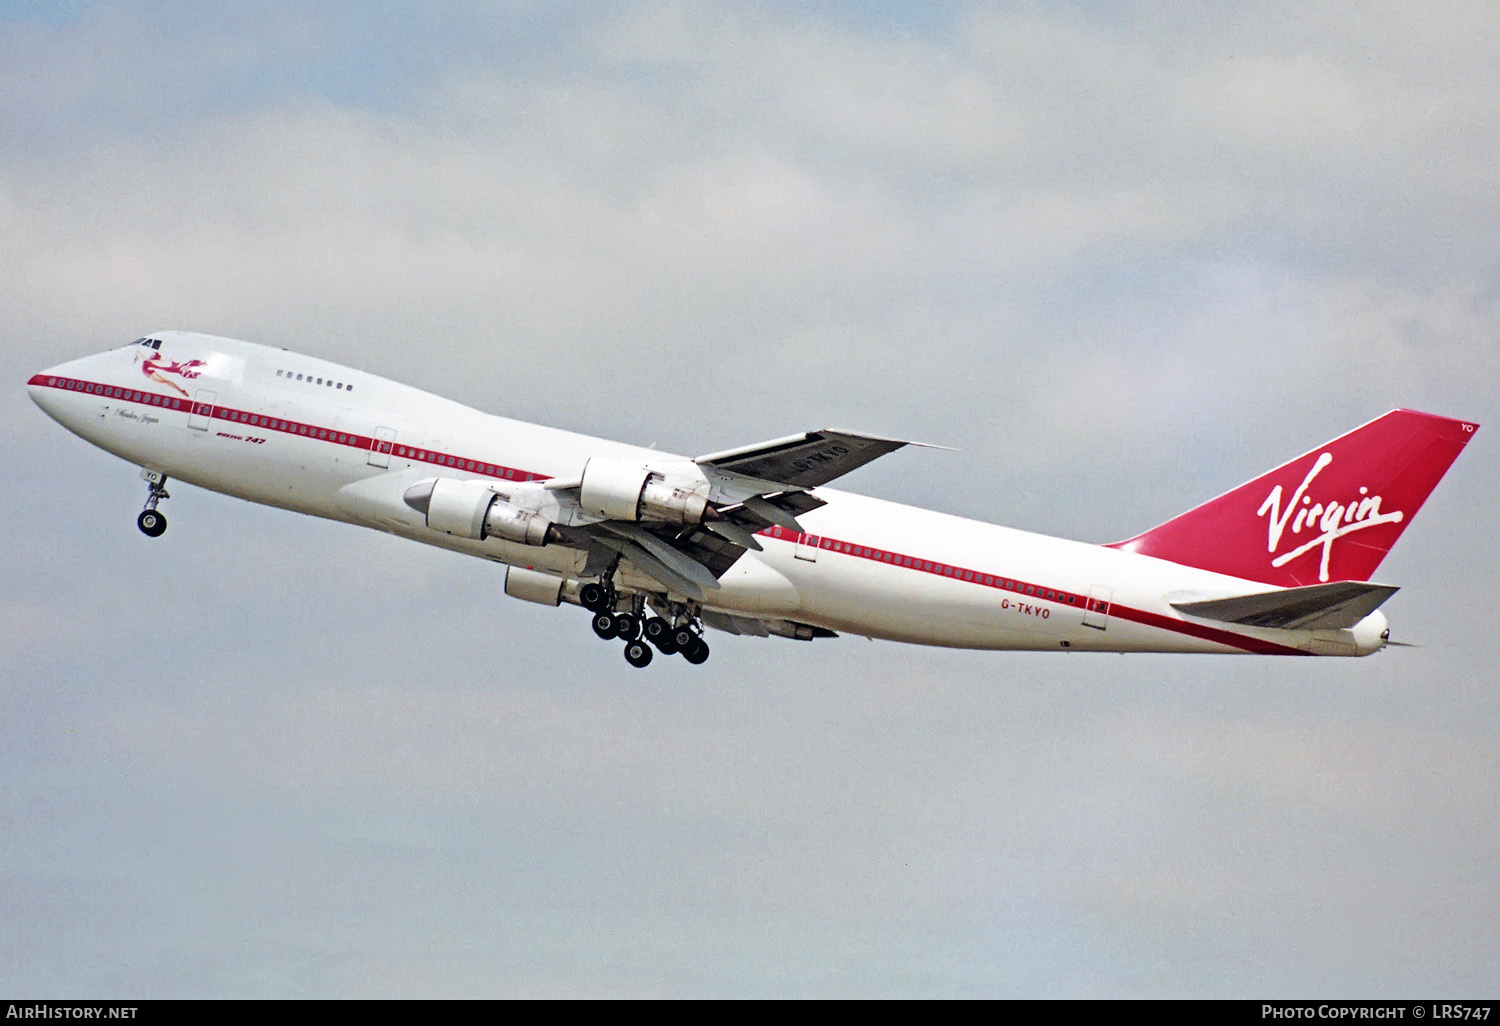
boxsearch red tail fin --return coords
[1109,410,1478,586]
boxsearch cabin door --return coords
[369,426,397,468]
[188,390,216,431]
[1083,587,1112,630]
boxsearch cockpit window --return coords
[131,337,162,350]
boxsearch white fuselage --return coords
[28,332,1388,657]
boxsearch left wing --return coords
[555,428,935,600]
[694,428,936,538]
[694,428,926,491]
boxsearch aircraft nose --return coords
[28,366,63,415]
[28,356,99,424]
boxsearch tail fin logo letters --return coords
[1256,452,1405,582]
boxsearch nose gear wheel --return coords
[138,471,170,537]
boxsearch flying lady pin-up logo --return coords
[1256,452,1405,582]
[141,352,206,397]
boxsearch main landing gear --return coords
[579,581,710,668]
[137,470,170,538]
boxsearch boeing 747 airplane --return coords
[29,332,1477,667]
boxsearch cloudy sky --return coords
[3,0,1497,997]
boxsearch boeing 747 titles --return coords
[29,332,1478,667]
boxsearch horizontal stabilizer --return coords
[1172,581,1399,631]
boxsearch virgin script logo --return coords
[1256,452,1405,582]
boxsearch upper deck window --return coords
[277,368,354,393]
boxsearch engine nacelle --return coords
[482,499,557,546]
[578,458,710,524]
[504,567,589,607]
[405,478,558,546]
[504,566,564,606]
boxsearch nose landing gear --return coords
[137,470,170,537]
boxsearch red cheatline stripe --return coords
[1105,605,1308,655]
[35,373,1310,655]
[757,525,1309,656]
[29,374,545,482]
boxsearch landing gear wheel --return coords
[580,583,608,612]
[643,617,673,649]
[591,612,618,639]
[137,471,170,537]
[623,639,654,668]
[612,613,640,640]
[682,636,710,664]
[137,509,167,537]
[670,626,697,652]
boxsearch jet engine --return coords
[404,478,560,546]
[578,458,710,524]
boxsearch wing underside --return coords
[578,493,825,599]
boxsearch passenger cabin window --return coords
[276,368,353,392]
